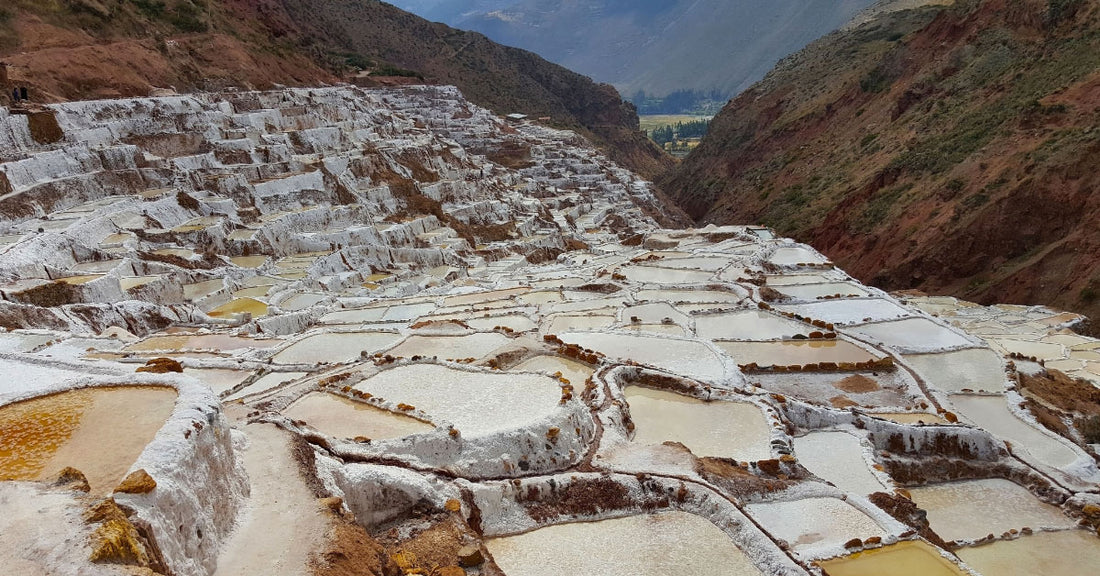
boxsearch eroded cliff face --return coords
[0,0,674,181]
[660,0,1100,321]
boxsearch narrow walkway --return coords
[214,422,329,576]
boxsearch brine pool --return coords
[486,511,764,576]
[0,386,177,493]
[624,387,772,461]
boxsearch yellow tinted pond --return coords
[283,393,433,440]
[717,340,880,367]
[955,529,1100,576]
[815,540,967,576]
[0,386,177,493]
[625,387,771,461]
[208,298,269,318]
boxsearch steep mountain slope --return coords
[661,0,1100,320]
[0,0,674,182]
[388,0,879,100]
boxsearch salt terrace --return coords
[0,85,1098,576]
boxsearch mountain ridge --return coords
[660,0,1100,323]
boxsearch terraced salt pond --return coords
[770,246,829,265]
[561,332,727,382]
[207,297,269,319]
[353,364,562,436]
[746,498,886,557]
[848,318,973,352]
[384,333,512,360]
[624,387,772,461]
[0,386,177,493]
[773,282,870,300]
[793,431,886,495]
[486,511,764,576]
[904,348,1007,393]
[948,394,1080,469]
[272,332,404,364]
[694,310,810,340]
[955,530,1100,576]
[717,340,881,367]
[816,540,968,576]
[618,265,714,284]
[908,478,1074,542]
[126,334,278,353]
[512,355,594,384]
[283,392,433,440]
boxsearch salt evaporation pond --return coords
[774,282,870,300]
[717,340,880,367]
[188,368,252,395]
[777,299,911,325]
[384,333,512,360]
[561,332,727,382]
[903,348,1006,393]
[273,332,404,364]
[353,364,562,436]
[873,412,948,424]
[694,310,810,340]
[988,338,1064,360]
[618,265,714,284]
[207,297,269,319]
[909,478,1074,542]
[543,314,616,334]
[283,392,433,440]
[955,529,1100,576]
[745,498,886,556]
[486,511,764,576]
[126,334,278,352]
[635,289,744,304]
[770,246,829,265]
[512,355,594,384]
[949,394,1080,469]
[848,318,972,352]
[624,387,772,461]
[816,540,968,576]
[463,314,537,332]
[0,386,177,493]
[225,372,308,401]
[793,431,886,495]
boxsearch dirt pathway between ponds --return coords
[214,422,330,576]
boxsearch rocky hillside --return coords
[661,0,1100,321]
[0,0,673,182]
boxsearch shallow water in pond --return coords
[949,394,1079,469]
[909,478,1074,542]
[815,540,968,576]
[283,392,432,440]
[126,334,277,352]
[385,333,512,361]
[989,338,1064,360]
[226,372,308,401]
[0,386,177,493]
[543,314,616,334]
[353,364,561,436]
[792,431,885,496]
[955,530,1100,576]
[848,318,971,351]
[695,310,809,340]
[872,412,948,424]
[903,349,1006,393]
[770,246,828,265]
[463,314,537,332]
[188,368,253,395]
[562,332,727,382]
[485,511,764,576]
[716,340,880,367]
[635,289,744,304]
[746,498,886,557]
[229,256,269,268]
[777,299,911,325]
[208,298,269,318]
[273,332,404,364]
[624,387,771,461]
[774,282,870,300]
[512,355,594,385]
[619,265,713,285]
